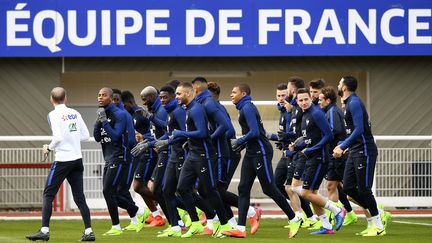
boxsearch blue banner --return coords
[1,0,431,57]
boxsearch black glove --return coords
[293,136,304,147]
[277,131,290,142]
[131,141,149,157]
[275,142,283,150]
[265,132,273,140]
[230,139,244,152]
[141,108,153,120]
[154,140,169,153]
[96,107,107,123]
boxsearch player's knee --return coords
[102,186,114,197]
[261,184,276,197]
[343,186,357,198]
[292,185,303,196]
[357,188,372,198]
[327,182,337,192]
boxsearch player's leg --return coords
[102,161,124,235]
[149,150,169,227]
[66,159,95,241]
[223,155,256,238]
[26,161,69,241]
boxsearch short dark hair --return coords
[192,76,207,84]
[166,79,180,89]
[342,76,358,92]
[112,88,121,95]
[121,90,135,103]
[208,82,221,96]
[277,83,287,90]
[321,86,337,104]
[288,76,305,89]
[296,88,310,96]
[160,85,175,95]
[309,79,326,89]
[235,83,251,96]
[177,82,193,90]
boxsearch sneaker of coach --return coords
[80,232,95,242]
[25,230,50,241]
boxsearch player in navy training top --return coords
[318,87,358,226]
[289,88,346,235]
[121,90,159,225]
[223,83,301,239]
[280,77,316,226]
[111,89,145,232]
[138,86,169,227]
[174,82,232,238]
[333,76,386,236]
[93,87,130,235]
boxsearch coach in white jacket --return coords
[26,87,95,242]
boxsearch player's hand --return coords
[277,131,289,142]
[154,140,169,153]
[131,141,149,157]
[333,145,343,158]
[135,131,143,142]
[265,132,273,140]
[230,139,244,152]
[275,142,283,150]
[293,136,304,147]
[288,143,295,151]
[141,107,153,120]
[299,148,308,159]
[42,144,50,154]
[96,107,107,123]
[284,102,293,112]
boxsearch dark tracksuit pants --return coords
[42,159,91,229]
[177,155,228,225]
[117,157,139,218]
[343,153,379,216]
[163,158,184,227]
[238,152,295,226]
[151,150,170,223]
[103,160,128,225]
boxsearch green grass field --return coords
[1,218,431,243]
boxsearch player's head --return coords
[140,86,158,108]
[98,87,113,107]
[308,79,325,102]
[338,75,358,97]
[112,88,122,107]
[160,85,176,106]
[296,88,312,111]
[166,79,181,90]
[176,82,194,105]
[208,82,221,101]
[231,83,250,105]
[191,76,208,96]
[287,76,305,99]
[319,86,337,109]
[121,90,136,112]
[276,83,288,106]
[50,87,66,105]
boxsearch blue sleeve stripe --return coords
[329,107,334,130]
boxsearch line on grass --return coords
[0,236,28,243]
[393,220,432,227]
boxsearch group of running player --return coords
[94,75,391,239]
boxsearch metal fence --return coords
[0,136,431,210]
